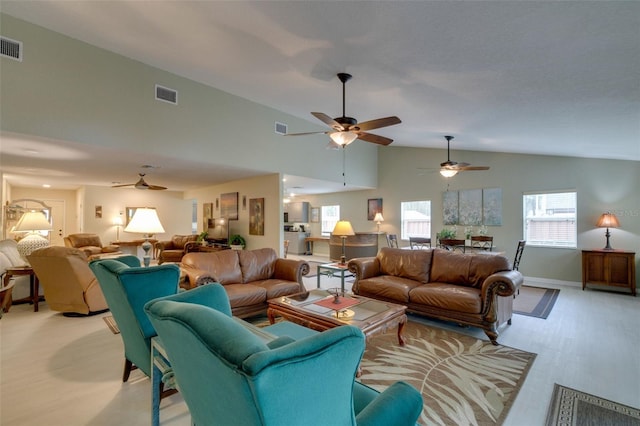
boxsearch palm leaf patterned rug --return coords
[359,320,536,425]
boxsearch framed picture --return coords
[95,205,102,219]
[203,202,213,230]
[249,198,264,235]
[220,192,239,220]
[367,198,383,221]
[311,207,320,223]
[125,207,145,226]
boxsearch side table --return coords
[316,263,353,292]
[3,266,42,312]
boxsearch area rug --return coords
[103,315,120,334]
[545,383,640,426]
[513,286,560,319]
[358,321,536,426]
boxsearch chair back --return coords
[386,234,399,248]
[471,235,493,251]
[27,246,111,314]
[439,238,466,253]
[409,237,431,249]
[145,299,366,426]
[89,258,179,377]
[513,240,526,271]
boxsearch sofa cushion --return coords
[377,247,432,284]
[224,283,267,308]
[183,250,243,284]
[409,283,482,314]
[253,279,302,300]
[357,275,423,303]
[171,234,197,249]
[239,248,277,283]
[67,233,102,248]
[430,250,510,288]
[0,239,25,266]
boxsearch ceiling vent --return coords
[1,36,23,62]
[155,84,178,105]
[275,122,288,135]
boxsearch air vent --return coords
[275,122,288,135]
[1,36,23,62]
[155,84,178,105]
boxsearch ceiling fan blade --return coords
[111,183,134,188]
[311,112,345,131]
[147,184,168,190]
[457,166,490,171]
[356,132,393,146]
[285,131,329,137]
[352,116,401,132]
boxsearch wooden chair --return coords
[386,234,399,248]
[409,237,431,249]
[439,238,466,253]
[471,235,493,251]
[513,240,526,271]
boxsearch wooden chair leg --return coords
[122,359,137,382]
[160,382,178,399]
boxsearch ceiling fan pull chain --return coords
[342,146,347,186]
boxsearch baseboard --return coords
[523,276,581,289]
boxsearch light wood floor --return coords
[1,264,638,425]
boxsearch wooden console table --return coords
[582,249,636,296]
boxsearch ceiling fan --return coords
[286,73,401,147]
[439,135,490,177]
[112,173,167,190]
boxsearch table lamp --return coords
[14,210,53,262]
[113,216,123,241]
[373,212,384,232]
[332,220,355,265]
[124,208,165,267]
[596,212,620,250]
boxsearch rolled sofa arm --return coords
[180,264,217,289]
[274,258,309,289]
[348,257,380,280]
[480,270,523,302]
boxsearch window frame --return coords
[522,190,577,249]
[400,200,431,241]
[320,204,340,236]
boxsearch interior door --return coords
[43,199,66,246]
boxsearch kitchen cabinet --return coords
[582,249,636,296]
[285,202,309,223]
[284,232,310,255]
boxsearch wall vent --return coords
[275,122,288,135]
[155,84,178,105]
[1,36,23,62]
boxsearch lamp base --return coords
[141,238,152,267]
[17,233,50,263]
[603,228,614,250]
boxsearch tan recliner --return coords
[155,234,198,264]
[64,233,120,260]
[27,246,109,315]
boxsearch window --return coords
[523,191,577,248]
[321,205,340,235]
[401,200,431,240]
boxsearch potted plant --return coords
[437,228,457,240]
[229,234,246,250]
[197,231,208,245]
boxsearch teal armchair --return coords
[145,293,423,426]
[88,256,180,381]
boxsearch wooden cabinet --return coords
[582,249,636,296]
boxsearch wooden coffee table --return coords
[267,290,407,346]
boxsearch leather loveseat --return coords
[348,247,523,345]
[64,233,121,260]
[180,247,309,318]
[155,234,199,264]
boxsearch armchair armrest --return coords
[355,381,423,426]
[184,241,201,253]
[348,257,380,280]
[179,264,217,289]
[155,241,174,252]
[273,258,309,289]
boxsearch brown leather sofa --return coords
[180,247,309,318]
[64,233,121,260]
[155,234,198,264]
[27,246,109,315]
[348,247,523,345]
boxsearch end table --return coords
[3,266,42,312]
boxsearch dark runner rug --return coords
[358,320,536,425]
[513,286,560,319]
[545,383,640,426]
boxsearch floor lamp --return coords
[124,208,165,267]
[332,220,355,265]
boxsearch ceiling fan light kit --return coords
[112,173,167,190]
[438,135,489,178]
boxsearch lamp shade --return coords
[14,211,52,232]
[596,212,620,228]
[440,169,458,178]
[329,131,358,146]
[373,213,384,223]
[332,221,355,236]
[124,208,165,235]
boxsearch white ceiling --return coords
[1,1,639,193]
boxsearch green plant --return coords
[229,234,246,247]
[197,231,208,242]
[437,228,457,240]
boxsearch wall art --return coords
[367,198,383,221]
[249,198,264,235]
[220,192,239,220]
